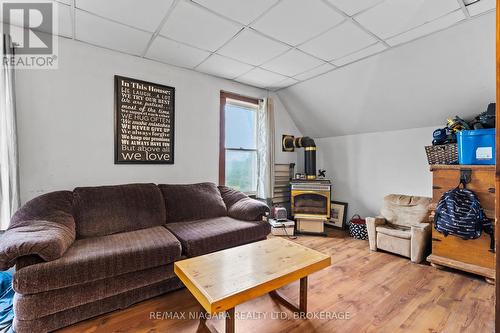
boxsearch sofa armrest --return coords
[218,186,270,221]
[410,223,431,263]
[0,191,75,270]
[366,217,386,251]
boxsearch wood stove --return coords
[291,180,331,219]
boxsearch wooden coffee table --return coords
[174,237,331,333]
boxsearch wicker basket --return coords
[425,143,458,165]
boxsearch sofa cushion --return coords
[73,183,166,238]
[376,225,411,239]
[165,216,270,257]
[13,226,181,294]
[159,183,227,223]
[14,264,177,320]
[13,278,184,333]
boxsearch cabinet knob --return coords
[488,188,495,193]
[432,186,442,190]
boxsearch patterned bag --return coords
[348,215,368,240]
[434,186,494,251]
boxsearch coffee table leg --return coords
[300,276,307,313]
[225,308,235,333]
[269,276,308,315]
[199,305,207,325]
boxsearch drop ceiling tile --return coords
[235,67,287,88]
[386,10,466,46]
[293,63,336,81]
[251,0,344,46]
[56,2,73,38]
[8,1,73,38]
[267,77,298,90]
[76,0,173,32]
[332,42,387,66]
[217,29,290,66]
[260,49,324,77]
[160,1,242,52]
[75,10,151,56]
[467,0,496,16]
[355,0,460,39]
[192,0,278,25]
[299,21,377,61]
[146,36,210,68]
[325,0,384,16]
[196,54,254,79]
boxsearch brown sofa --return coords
[0,182,270,333]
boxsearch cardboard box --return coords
[269,219,295,236]
[296,218,326,233]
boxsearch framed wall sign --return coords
[325,201,348,229]
[114,75,175,164]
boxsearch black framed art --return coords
[326,201,348,229]
[114,75,175,164]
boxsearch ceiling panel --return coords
[331,42,387,66]
[386,10,465,46]
[267,77,298,90]
[75,10,151,56]
[56,2,73,38]
[467,0,496,16]
[293,63,336,81]
[355,0,460,39]
[196,54,254,79]
[261,49,325,77]
[146,36,210,68]
[235,67,287,88]
[8,1,73,38]
[217,29,290,66]
[325,0,384,16]
[299,21,377,61]
[251,0,344,46]
[192,0,278,25]
[161,1,242,52]
[76,0,173,32]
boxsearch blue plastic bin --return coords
[457,128,496,165]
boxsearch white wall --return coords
[15,38,301,203]
[278,12,495,138]
[316,126,437,218]
[272,93,303,172]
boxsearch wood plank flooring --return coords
[58,229,494,333]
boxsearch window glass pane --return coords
[225,102,256,149]
[225,150,257,193]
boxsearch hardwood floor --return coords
[59,229,494,333]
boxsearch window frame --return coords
[219,91,261,195]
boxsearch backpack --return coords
[434,186,494,252]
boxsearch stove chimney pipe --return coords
[282,136,316,180]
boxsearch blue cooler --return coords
[457,128,495,165]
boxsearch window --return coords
[219,91,260,194]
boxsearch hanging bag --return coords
[434,181,494,252]
[348,214,368,240]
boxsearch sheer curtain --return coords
[256,97,275,201]
[0,34,20,229]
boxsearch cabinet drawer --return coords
[432,228,494,270]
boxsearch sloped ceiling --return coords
[276,12,495,138]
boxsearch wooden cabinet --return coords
[427,165,496,282]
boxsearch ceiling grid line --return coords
[47,0,496,91]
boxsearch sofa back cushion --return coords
[380,194,431,228]
[159,183,227,223]
[73,183,166,238]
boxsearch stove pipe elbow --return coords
[283,136,317,179]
